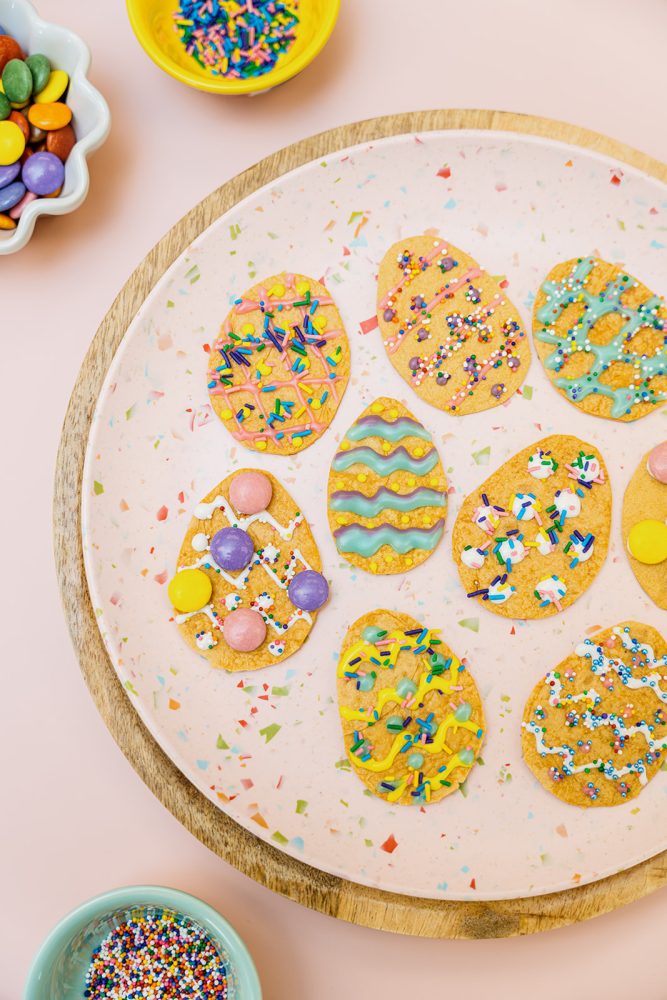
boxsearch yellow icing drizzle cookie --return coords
[336,609,485,806]
[207,272,350,455]
[622,442,667,609]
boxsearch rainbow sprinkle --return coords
[84,909,229,999]
[174,0,300,79]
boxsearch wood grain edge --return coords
[53,109,667,939]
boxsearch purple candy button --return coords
[0,161,20,190]
[287,570,329,611]
[209,526,254,571]
[0,180,25,212]
[22,151,65,196]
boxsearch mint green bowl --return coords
[25,885,262,999]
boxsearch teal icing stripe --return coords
[330,486,446,517]
[346,415,432,443]
[333,519,445,557]
[331,445,439,476]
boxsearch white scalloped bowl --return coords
[0,0,110,254]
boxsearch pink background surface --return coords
[3,0,667,996]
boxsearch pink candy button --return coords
[223,607,267,652]
[647,442,667,485]
[229,470,273,514]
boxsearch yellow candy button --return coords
[168,568,212,613]
[0,120,25,165]
[627,520,667,565]
[268,283,285,298]
[34,69,69,104]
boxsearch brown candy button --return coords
[8,110,29,144]
[0,35,24,73]
[46,122,75,162]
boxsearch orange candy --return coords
[8,110,29,143]
[0,211,16,229]
[0,35,23,73]
[28,101,72,131]
[45,122,75,161]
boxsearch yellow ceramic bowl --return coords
[126,0,340,95]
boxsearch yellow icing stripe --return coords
[341,666,459,722]
[348,712,479,773]
[386,777,408,803]
[337,628,441,678]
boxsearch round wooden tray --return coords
[54,109,667,939]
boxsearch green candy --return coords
[0,92,9,121]
[26,53,50,94]
[2,58,32,105]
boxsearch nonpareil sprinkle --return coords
[84,910,229,999]
[174,0,300,79]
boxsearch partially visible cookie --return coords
[622,442,667,609]
[533,256,667,422]
[376,235,530,415]
[168,469,329,671]
[207,272,350,455]
[522,621,667,807]
[327,397,447,574]
[336,609,485,806]
[452,434,611,618]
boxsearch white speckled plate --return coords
[82,128,667,901]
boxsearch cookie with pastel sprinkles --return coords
[336,609,485,806]
[452,434,611,619]
[533,256,667,422]
[522,621,667,807]
[622,441,667,610]
[167,469,329,671]
[327,397,448,574]
[376,236,530,415]
[207,272,351,454]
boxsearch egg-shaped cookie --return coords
[622,442,667,609]
[207,272,351,455]
[327,397,447,574]
[376,236,530,415]
[337,609,485,806]
[168,469,329,670]
[533,256,667,422]
[522,621,667,807]
[452,434,610,618]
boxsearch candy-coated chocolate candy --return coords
[25,53,50,94]
[9,110,29,142]
[648,442,667,485]
[222,607,266,652]
[28,100,72,131]
[168,568,212,613]
[229,470,272,514]
[287,569,329,611]
[209,526,254,571]
[0,160,19,187]
[0,92,9,120]
[0,118,25,164]
[9,188,36,218]
[0,36,23,73]
[22,150,64,194]
[627,520,667,565]
[0,211,15,229]
[2,58,32,105]
[34,68,68,104]
[46,122,75,161]
[0,179,24,211]
[44,185,62,198]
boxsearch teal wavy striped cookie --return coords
[327,397,447,574]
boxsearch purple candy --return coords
[0,180,25,212]
[383,308,394,322]
[22,151,64,195]
[440,256,455,271]
[209,526,254,571]
[287,570,329,612]
[0,161,20,190]
[408,356,420,371]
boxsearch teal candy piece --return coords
[329,485,445,518]
[535,257,667,418]
[331,444,439,476]
[459,748,475,765]
[346,414,432,443]
[0,93,9,121]
[361,625,387,643]
[26,53,51,94]
[395,677,417,698]
[430,652,448,670]
[407,752,425,769]
[2,58,32,104]
[358,672,376,692]
[454,701,472,723]
[333,519,445,557]
[386,714,404,733]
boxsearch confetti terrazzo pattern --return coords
[83,130,667,902]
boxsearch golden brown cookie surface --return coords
[622,443,667,610]
[336,609,485,806]
[168,470,327,671]
[327,397,447,575]
[207,272,350,455]
[533,256,667,422]
[452,435,610,619]
[522,621,667,807]
[376,236,530,415]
